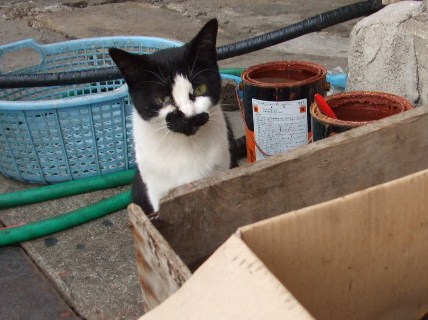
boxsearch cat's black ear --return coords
[188,19,218,61]
[109,48,147,84]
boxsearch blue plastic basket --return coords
[0,37,182,184]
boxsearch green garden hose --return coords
[0,190,132,246]
[0,170,135,245]
[0,169,135,209]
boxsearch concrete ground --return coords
[0,1,361,319]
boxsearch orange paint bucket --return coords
[241,61,328,162]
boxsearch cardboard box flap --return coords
[139,234,315,320]
[238,169,428,320]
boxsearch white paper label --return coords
[252,98,308,160]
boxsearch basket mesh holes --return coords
[0,37,183,182]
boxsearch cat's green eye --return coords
[194,84,207,96]
[154,97,163,105]
[155,96,172,106]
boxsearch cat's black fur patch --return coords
[166,110,210,136]
[131,170,154,214]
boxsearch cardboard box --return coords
[137,168,428,320]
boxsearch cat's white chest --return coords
[132,106,230,211]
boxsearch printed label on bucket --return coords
[252,98,308,160]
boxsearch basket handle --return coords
[0,39,44,74]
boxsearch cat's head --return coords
[109,19,220,136]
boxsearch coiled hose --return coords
[0,169,135,209]
[0,0,384,88]
[0,170,135,246]
[0,190,132,246]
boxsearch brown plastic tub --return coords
[310,91,414,141]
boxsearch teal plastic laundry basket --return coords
[0,37,182,184]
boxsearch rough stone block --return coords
[347,1,427,105]
[402,8,428,105]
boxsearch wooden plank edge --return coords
[128,204,192,312]
[160,105,428,208]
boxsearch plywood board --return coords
[155,105,428,266]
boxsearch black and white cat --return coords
[109,19,242,214]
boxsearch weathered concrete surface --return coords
[0,0,359,69]
[0,244,80,320]
[347,1,428,105]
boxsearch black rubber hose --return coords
[217,0,383,60]
[0,0,384,89]
[0,67,122,89]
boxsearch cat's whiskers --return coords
[184,61,192,78]
[150,122,169,134]
[158,129,173,145]
[141,80,167,86]
[191,67,217,81]
[157,65,172,86]
[204,108,229,136]
[189,50,200,79]
[141,69,168,85]
[149,123,173,145]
